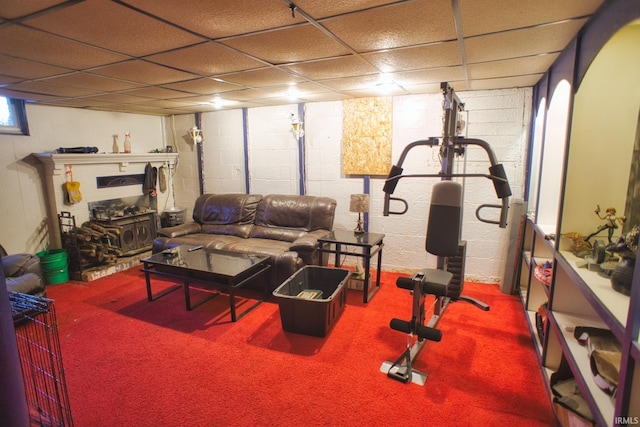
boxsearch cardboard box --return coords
[347,273,371,291]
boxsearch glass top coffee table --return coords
[141,245,271,322]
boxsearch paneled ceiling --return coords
[0,0,605,116]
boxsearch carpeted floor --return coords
[45,268,556,426]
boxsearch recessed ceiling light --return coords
[203,97,235,109]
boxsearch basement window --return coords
[0,96,29,135]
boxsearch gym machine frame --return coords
[380,82,512,385]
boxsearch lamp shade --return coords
[350,194,370,213]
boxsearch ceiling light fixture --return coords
[376,73,398,95]
[286,84,302,101]
[204,97,235,109]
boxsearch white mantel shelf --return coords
[34,152,179,173]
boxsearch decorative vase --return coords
[112,135,119,153]
[611,257,634,296]
[124,132,132,153]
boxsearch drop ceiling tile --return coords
[281,56,379,80]
[392,66,465,86]
[0,0,69,20]
[464,19,587,63]
[123,0,306,38]
[221,24,351,64]
[145,42,266,76]
[24,0,205,57]
[0,55,72,80]
[0,89,60,102]
[292,81,334,94]
[45,98,114,109]
[216,68,303,88]
[292,0,403,19]
[40,72,144,92]
[317,74,382,91]
[119,86,193,100]
[76,93,152,105]
[246,84,326,102]
[343,85,410,98]
[402,81,449,95]
[362,41,461,73]
[220,88,279,101]
[173,96,255,110]
[321,0,456,52]
[300,91,353,103]
[90,60,198,85]
[161,78,242,95]
[172,94,225,104]
[467,54,560,79]
[3,81,101,97]
[469,75,543,91]
[0,75,21,85]
[131,99,201,109]
[0,25,128,69]
[459,0,604,37]
[89,104,170,115]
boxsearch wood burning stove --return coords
[104,212,156,255]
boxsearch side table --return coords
[317,230,385,303]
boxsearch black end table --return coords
[317,230,384,303]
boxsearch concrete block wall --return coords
[196,88,532,283]
[0,104,165,255]
[0,89,530,283]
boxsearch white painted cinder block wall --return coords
[0,88,529,283]
[0,104,166,255]
[199,88,531,283]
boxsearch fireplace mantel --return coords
[34,152,179,174]
[34,152,179,249]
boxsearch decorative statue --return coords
[606,225,638,296]
[585,205,625,244]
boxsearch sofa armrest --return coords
[156,221,202,238]
[3,253,42,278]
[290,229,330,253]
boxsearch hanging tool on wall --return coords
[64,165,82,205]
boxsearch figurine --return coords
[606,225,639,296]
[585,205,625,244]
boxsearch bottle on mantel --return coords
[124,132,132,153]
[112,135,119,153]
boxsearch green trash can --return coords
[36,249,69,285]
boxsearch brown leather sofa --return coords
[153,193,337,291]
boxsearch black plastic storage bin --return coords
[273,266,350,337]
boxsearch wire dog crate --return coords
[10,291,74,427]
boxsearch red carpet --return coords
[46,268,555,426]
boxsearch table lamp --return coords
[350,194,370,234]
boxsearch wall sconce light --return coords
[350,193,370,234]
[188,126,202,144]
[290,112,304,140]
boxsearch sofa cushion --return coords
[6,273,45,296]
[251,194,336,242]
[192,193,262,238]
[201,223,254,238]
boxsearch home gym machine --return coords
[380,82,512,385]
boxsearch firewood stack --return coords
[62,222,123,268]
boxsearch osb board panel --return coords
[342,97,392,175]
